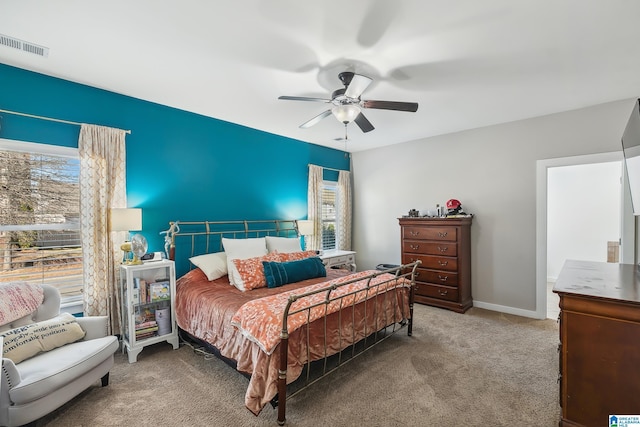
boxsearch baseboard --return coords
[472,300,543,319]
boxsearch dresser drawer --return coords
[415,283,459,302]
[415,269,459,287]
[402,254,458,272]
[402,241,457,256]
[399,217,472,313]
[402,226,457,242]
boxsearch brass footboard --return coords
[276,261,420,425]
[166,219,420,425]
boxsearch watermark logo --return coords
[610,415,640,427]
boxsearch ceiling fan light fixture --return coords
[279,71,418,132]
[332,104,360,124]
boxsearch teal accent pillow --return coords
[263,256,327,288]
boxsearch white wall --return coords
[351,99,635,315]
[547,161,621,280]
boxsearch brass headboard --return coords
[165,219,299,276]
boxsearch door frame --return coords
[535,151,631,319]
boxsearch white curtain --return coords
[78,124,127,335]
[306,165,323,251]
[337,170,352,250]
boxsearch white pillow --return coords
[189,252,228,281]
[265,236,302,253]
[221,237,268,287]
[2,313,86,364]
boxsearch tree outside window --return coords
[0,141,83,301]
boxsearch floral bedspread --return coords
[230,270,410,355]
[175,267,411,415]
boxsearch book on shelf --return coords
[149,281,171,301]
[135,278,147,304]
[135,325,158,338]
[135,320,157,330]
[135,331,157,340]
[132,278,172,304]
[135,325,158,334]
[134,306,155,324]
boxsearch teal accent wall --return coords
[0,63,349,272]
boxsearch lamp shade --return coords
[332,105,361,124]
[297,220,314,236]
[110,208,142,232]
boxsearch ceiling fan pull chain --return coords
[344,123,349,158]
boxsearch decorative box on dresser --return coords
[553,260,640,427]
[398,217,472,313]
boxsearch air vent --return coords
[0,34,49,58]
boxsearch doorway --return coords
[536,151,633,319]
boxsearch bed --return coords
[168,220,419,425]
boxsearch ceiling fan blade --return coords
[344,74,373,99]
[361,100,419,112]
[300,110,332,128]
[354,112,375,133]
[279,95,331,103]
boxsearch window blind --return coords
[0,146,83,300]
[321,182,337,250]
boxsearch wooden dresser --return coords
[553,260,640,427]
[398,217,472,313]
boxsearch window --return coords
[321,181,337,250]
[0,139,83,303]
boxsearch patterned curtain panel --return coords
[306,165,323,251]
[78,124,127,335]
[337,170,352,250]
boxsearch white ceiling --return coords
[2,1,640,152]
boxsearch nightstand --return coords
[119,259,179,363]
[320,250,356,272]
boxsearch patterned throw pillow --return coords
[1,313,86,364]
[222,237,268,287]
[232,252,281,291]
[277,250,318,262]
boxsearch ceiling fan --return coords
[278,71,418,133]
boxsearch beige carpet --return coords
[37,304,561,426]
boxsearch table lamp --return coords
[296,219,314,251]
[110,208,142,263]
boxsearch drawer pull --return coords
[438,275,448,282]
[437,246,448,253]
[438,231,448,237]
[437,260,448,266]
[409,231,420,237]
[409,244,420,250]
[414,272,420,278]
[438,289,448,296]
